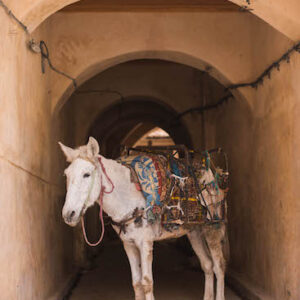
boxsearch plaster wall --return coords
[208,49,300,300]
[5,0,300,41]
[47,11,292,114]
[229,0,300,41]
[0,10,75,300]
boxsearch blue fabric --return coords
[118,155,162,207]
[170,159,181,177]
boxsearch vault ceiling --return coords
[61,0,240,12]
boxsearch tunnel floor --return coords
[69,240,240,300]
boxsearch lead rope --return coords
[81,156,115,247]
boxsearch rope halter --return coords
[81,156,114,247]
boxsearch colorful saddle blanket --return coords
[118,153,228,228]
[117,155,169,222]
[118,155,165,207]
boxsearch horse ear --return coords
[87,137,100,158]
[58,142,78,162]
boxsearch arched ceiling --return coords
[58,59,227,149]
[61,0,240,12]
[229,0,300,41]
[48,10,292,115]
[10,0,299,40]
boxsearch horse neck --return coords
[97,156,144,222]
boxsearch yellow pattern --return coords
[171,196,197,202]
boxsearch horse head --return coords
[58,137,101,226]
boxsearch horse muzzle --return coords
[63,209,80,227]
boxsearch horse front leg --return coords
[204,226,227,300]
[123,241,145,300]
[138,240,155,300]
[187,230,214,300]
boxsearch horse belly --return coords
[154,226,189,241]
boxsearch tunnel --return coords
[1,1,300,300]
[56,59,242,299]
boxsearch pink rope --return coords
[81,157,115,247]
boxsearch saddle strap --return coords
[110,207,144,235]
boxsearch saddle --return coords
[117,147,229,231]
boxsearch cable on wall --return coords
[40,41,77,88]
[0,0,29,35]
[1,0,300,118]
[0,0,77,89]
[175,41,300,121]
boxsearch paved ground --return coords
[69,241,241,300]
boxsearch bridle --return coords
[81,156,114,246]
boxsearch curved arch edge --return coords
[52,50,250,117]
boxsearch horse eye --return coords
[83,173,90,178]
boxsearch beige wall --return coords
[229,0,300,41]
[0,10,75,300]
[6,0,300,40]
[210,52,300,300]
[48,11,292,114]
[0,4,299,300]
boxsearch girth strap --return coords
[110,207,144,235]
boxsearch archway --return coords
[53,57,246,299]
[88,97,193,158]
[1,1,299,299]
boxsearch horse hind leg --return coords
[187,230,214,300]
[138,240,155,300]
[123,241,145,300]
[204,225,227,300]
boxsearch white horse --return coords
[59,137,229,300]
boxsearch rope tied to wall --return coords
[40,41,77,89]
